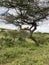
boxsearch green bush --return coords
[0,38,14,48]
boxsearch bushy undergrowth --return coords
[0,31,49,65]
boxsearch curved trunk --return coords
[30,26,39,46]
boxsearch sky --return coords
[0,7,49,33]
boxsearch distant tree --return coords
[0,0,49,45]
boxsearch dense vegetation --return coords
[0,30,49,65]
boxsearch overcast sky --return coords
[0,7,49,33]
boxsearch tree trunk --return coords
[30,26,39,46]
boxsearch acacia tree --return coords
[0,0,49,45]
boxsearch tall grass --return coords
[0,31,49,65]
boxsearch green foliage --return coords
[0,31,49,65]
[18,30,29,41]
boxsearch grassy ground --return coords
[0,31,49,65]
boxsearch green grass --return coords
[0,32,49,65]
